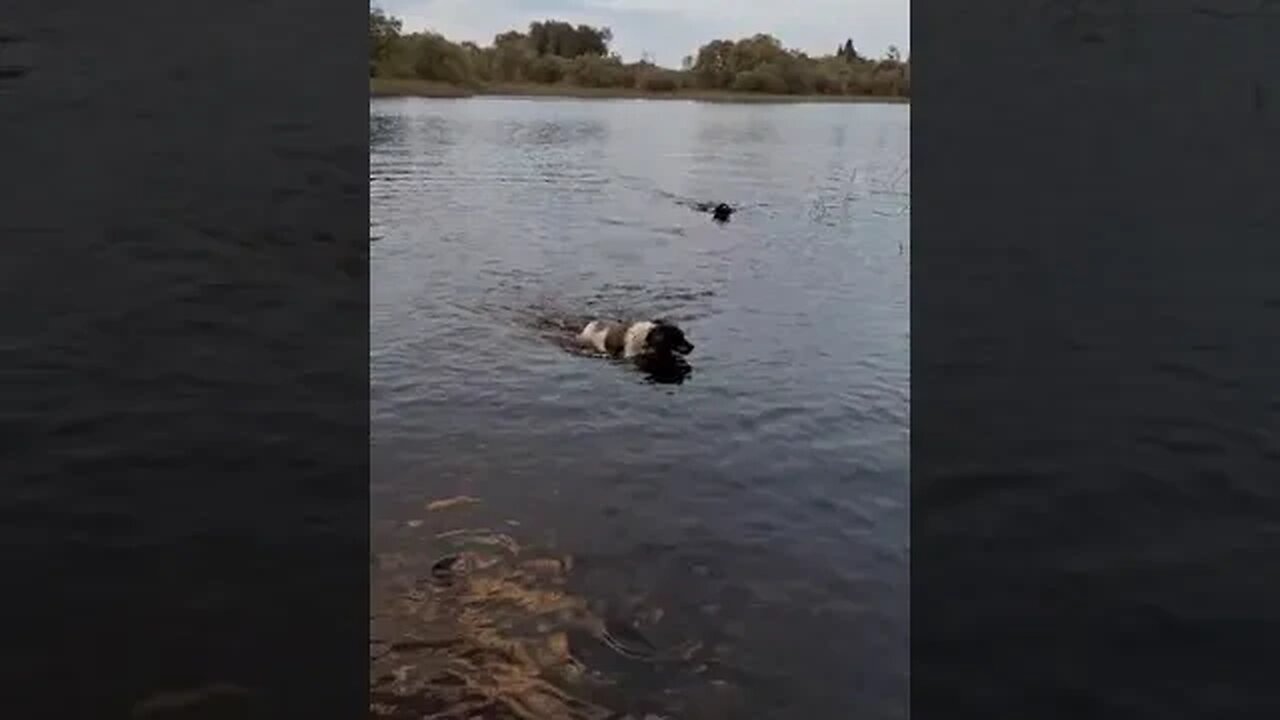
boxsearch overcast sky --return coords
[377,0,909,69]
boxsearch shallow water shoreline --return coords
[370,78,910,105]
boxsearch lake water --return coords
[370,96,909,720]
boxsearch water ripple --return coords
[371,97,909,719]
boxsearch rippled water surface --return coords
[370,96,909,719]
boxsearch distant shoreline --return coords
[370,78,910,105]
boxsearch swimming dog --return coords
[710,202,734,222]
[577,318,695,359]
[691,201,736,222]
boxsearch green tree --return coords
[842,38,857,62]
[369,10,908,99]
[369,4,403,73]
[410,32,473,85]
[527,20,611,58]
[692,39,734,88]
[490,31,532,81]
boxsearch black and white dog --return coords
[577,318,695,359]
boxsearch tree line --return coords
[369,6,909,97]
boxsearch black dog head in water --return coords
[711,203,734,222]
[645,320,695,356]
[634,353,693,385]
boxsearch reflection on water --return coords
[372,96,909,719]
[633,354,694,385]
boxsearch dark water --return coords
[910,8,1280,718]
[3,6,369,718]
[370,97,909,719]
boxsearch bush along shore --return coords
[370,7,909,103]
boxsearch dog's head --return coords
[634,353,693,385]
[712,203,734,222]
[645,320,694,356]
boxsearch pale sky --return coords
[377,0,909,69]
